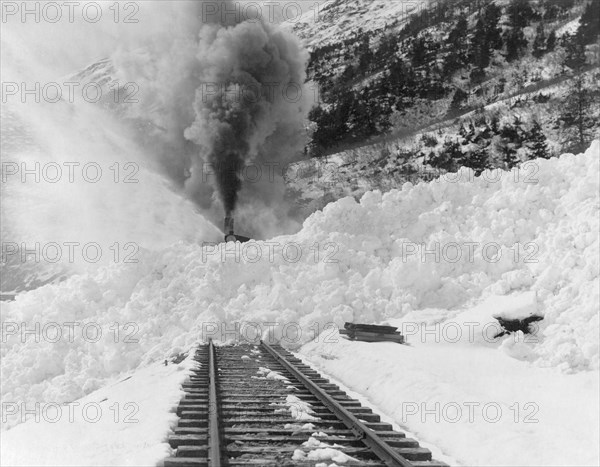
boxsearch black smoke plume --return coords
[183,12,310,219]
[111,1,310,237]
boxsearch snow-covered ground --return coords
[1,142,598,465]
[300,325,599,466]
[1,356,193,466]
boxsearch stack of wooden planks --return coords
[339,322,405,344]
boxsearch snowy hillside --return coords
[286,0,428,47]
[304,0,600,195]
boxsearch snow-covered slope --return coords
[286,0,427,48]
[1,357,193,466]
[2,141,598,433]
[300,333,599,467]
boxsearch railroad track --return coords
[165,340,448,467]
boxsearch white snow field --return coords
[301,329,599,467]
[1,141,598,466]
[1,356,194,466]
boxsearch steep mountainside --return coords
[285,0,599,211]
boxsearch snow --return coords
[1,142,598,466]
[0,91,223,296]
[0,356,194,466]
[488,291,539,320]
[299,333,600,467]
[285,394,319,421]
[285,0,431,48]
[256,366,291,382]
[556,18,581,38]
[293,442,358,463]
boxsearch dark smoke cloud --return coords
[111,1,310,237]
[183,13,310,219]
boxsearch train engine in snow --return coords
[224,215,251,243]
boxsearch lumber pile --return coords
[339,322,405,344]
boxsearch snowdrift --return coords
[1,141,598,430]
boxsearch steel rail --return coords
[260,340,414,467]
[208,339,222,467]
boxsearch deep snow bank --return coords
[1,141,598,429]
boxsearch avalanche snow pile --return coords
[1,141,598,430]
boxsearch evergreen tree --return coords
[560,74,595,153]
[308,105,335,153]
[511,115,526,146]
[357,35,374,74]
[526,120,550,159]
[430,138,464,172]
[543,0,574,20]
[505,28,528,62]
[463,145,490,175]
[477,120,493,142]
[387,58,417,100]
[543,1,559,20]
[546,30,557,52]
[564,34,587,70]
[471,17,492,69]
[490,114,500,134]
[496,119,522,168]
[309,87,362,151]
[444,17,469,74]
[467,121,476,141]
[421,133,439,148]
[377,34,398,61]
[443,51,464,75]
[532,24,547,58]
[470,67,487,85]
[469,3,503,71]
[448,88,469,115]
[483,3,503,50]
[410,37,429,68]
[340,64,355,84]
[447,17,469,50]
[507,0,536,29]
[577,1,600,45]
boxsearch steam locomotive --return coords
[224,215,251,243]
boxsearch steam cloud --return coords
[108,1,311,238]
[182,5,310,221]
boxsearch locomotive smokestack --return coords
[224,213,236,242]
[223,211,251,243]
[224,214,234,234]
